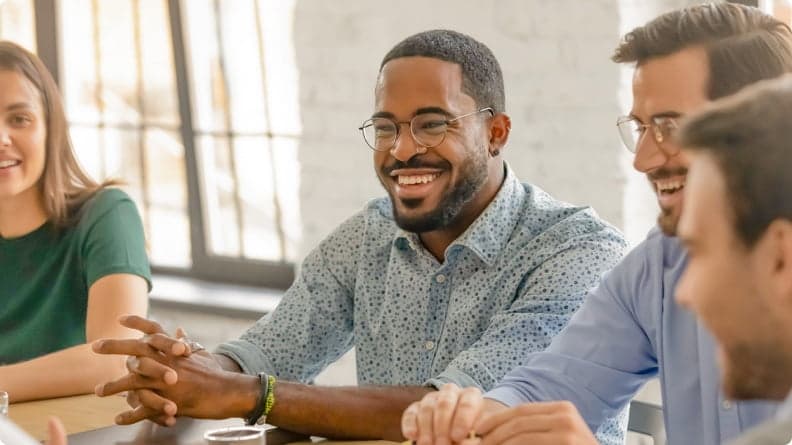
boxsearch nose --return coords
[389,125,425,163]
[0,129,10,147]
[632,132,669,173]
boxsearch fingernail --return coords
[94,384,104,396]
[92,340,104,350]
[115,415,124,423]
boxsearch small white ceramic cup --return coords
[203,426,265,445]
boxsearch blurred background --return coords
[3,0,790,442]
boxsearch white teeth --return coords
[398,173,440,185]
[657,179,685,193]
[0,160,19,168]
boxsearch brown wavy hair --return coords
[0,40,115,227]
[613,3,792,100]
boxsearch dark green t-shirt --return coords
[0,188,151,365]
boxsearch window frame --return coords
[34,0,295,289]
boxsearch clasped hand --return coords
[91,315,227,426]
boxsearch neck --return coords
[0,187,48,238]
[419,163,506,262]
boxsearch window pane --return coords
[217,0,269,134]
[60,0,101,123]
[139,0,179,127]
[257,0,300,135]
[182,0,228,133]
[198,135,241,257]
[0,0,35,51]
[234,136,279,260]
[96,0,140,126]
[145,129,190,267]
[271,136,301,262]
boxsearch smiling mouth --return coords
[655,178,685,195]
[0,160,20,169]
[397,173,441,185]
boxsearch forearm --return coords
[0,343,127,402]
[267,383,434,441]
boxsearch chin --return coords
[657,207,680,236]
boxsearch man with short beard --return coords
[89,29,626,442]
[403,4,792,445]
[675,73,792,445]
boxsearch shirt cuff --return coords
[214,339,277,376]
[484,386,527,408]
[424,366,488,391]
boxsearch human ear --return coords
[488,113,511,157]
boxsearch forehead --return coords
[0,69,40,108]
[375,56,475,115]
[679,152,730,239]
[631,46,710,119]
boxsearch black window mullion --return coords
[34,0,59,85]
[167,0,207,271]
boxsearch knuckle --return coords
[441,383,459,392]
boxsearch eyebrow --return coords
[5,102,36,112]
[371,106,453,120]
[628,110,683,123]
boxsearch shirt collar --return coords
[393,164,525,267]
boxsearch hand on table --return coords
[402,384,598,445]
[402,383,497,445]
[92,315,235,426]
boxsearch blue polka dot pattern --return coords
[216,167,627,443]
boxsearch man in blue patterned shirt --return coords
[93,29,625,441]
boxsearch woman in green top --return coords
[0,41,151,402]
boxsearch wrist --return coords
[219,372,261,419]
[245,373,276,425]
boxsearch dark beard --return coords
[657,206,677,236]
[723,341,792,400]
[381,148,488,233]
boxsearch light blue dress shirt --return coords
[487,228,780,445]
[216,167,627,442]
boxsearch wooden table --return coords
[10,394,398,445]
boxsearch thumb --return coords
[45,417,67,445]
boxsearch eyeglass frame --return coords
[358,107,495,152]
[616,114,681,155]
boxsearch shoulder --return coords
[516,182,625,252]
[600,227,686,292]
[75,188,138,226]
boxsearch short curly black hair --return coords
[380,29,505,113]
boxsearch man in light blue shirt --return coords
[403,4,792,445]
[91,30,625,442]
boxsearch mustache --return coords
[648,167,688,181]
[381,156,451,176]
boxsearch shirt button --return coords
[435,274,446,283]
[722,400,732,410]
[425,341,435,350]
